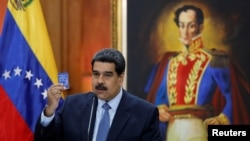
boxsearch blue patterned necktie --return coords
[96,103,111,141]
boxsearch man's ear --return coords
[119,72,125,84]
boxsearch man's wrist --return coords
[44,106,55,117]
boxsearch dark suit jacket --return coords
[34,89,161,141]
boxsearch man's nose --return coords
[184,27,188,35]
[97,75,104,83]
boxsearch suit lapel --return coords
[107,91,131,141]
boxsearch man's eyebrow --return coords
[104,71,113,74]
[92,70,113,74]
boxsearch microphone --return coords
[87,95,96,141]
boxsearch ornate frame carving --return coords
[111,0,125,51]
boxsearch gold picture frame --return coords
[111,0,123,51]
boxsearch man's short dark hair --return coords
[91,48,126,76]
[174,5,204,26]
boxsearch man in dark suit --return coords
[34,48,161,141]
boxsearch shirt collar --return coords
[97,88,123,112]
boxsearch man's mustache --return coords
[95,84,107,90]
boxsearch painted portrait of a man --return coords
[126,0,250,140]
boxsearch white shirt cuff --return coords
[40,108,55,127]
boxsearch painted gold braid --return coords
[184,53,206,103]
[184,60,200,103]
[217,113,230,124]
[157,104,168,110]
[168,59,178,105]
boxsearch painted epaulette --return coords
[204,48,229,68]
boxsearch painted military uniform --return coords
[154,35,232,141]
